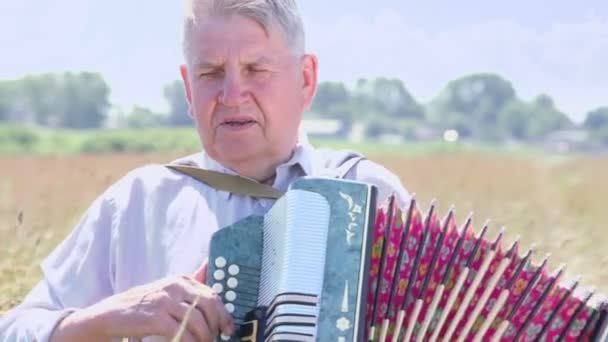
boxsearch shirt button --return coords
[253,201,266,214]
[260,199,273,209]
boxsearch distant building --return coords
[378,133,405,144]
[301,119,347,138]
[543,129,590,153]
[349,122,365,142]
[411,125,441,141]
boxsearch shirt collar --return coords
[278,132,314,176]
[189,133,315,200]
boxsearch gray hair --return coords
[183,0,306,61]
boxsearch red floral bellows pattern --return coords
[364,195,607,342]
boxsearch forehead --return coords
[187,14,290,62]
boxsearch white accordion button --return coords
[215,257,227,268]
[228,264,240,275]
[213,269,226,281]
[225,290,237,302]
[212,283,224,294]
[227,277,238,288]
[225,303,235,313]
[220,334,231,341]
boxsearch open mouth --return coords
[222,118,257,128]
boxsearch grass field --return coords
[1,147,607,314]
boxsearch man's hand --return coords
[193,259,208,283]
[51,260,234,342]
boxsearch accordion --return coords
[206,177,608,341]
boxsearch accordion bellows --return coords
[207,177,608,342]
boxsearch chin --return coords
[217,145,265,163]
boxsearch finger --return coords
[195,294,223,336]
[197,292,235,336]
[217,299,236,336]
[193,259,208,283]
[160,314,197,342]
[169,301,214,342]
[180,277,235,336]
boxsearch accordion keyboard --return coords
[208,214,264,340]
[211,257,261,326]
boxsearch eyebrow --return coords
[250,56,275,65]
[193,61,221,70]
[193,56,277,69]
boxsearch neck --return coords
[231,160,278,183]
[221,149,296,184]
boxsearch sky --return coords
[1,1,607,123]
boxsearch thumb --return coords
[193,258,208,283]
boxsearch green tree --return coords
[311,78,424,138]
[312,82,350,113]
[357,77,424,119]
[164,80,191,126]
[310,81,354,123]
[583,106,608,144]
[125,106,167,128]
[584,107,608,129]
[525,94,573,138]
[498,100,532,140]
[496,95,574,141]
[0,81,18,121]
[428,73,517,140]
[57,72,110,128]
[13,72,110,128]
[21,74,61,125]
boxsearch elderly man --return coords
[0,1,409,341]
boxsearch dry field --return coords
[1,151,607,314]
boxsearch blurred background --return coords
[1,1,607,313]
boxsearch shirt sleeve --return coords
[344,158,411,207]
[0,192,117,342]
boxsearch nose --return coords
[219,72,246,107]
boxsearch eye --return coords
[198,70,223,79]
[248,65,269,74]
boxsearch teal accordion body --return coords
[207,177,376,341]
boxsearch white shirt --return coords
[0,140,409,342]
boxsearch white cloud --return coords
[305,10,608,122]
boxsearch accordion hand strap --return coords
[165,164,284,199]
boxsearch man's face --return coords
[181,14,317,175]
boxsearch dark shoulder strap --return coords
[317,149,366,179]
[335,154,365,179]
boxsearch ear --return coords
[300,54,318,110]
[180,64,194,104]
[180,64,195,118]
